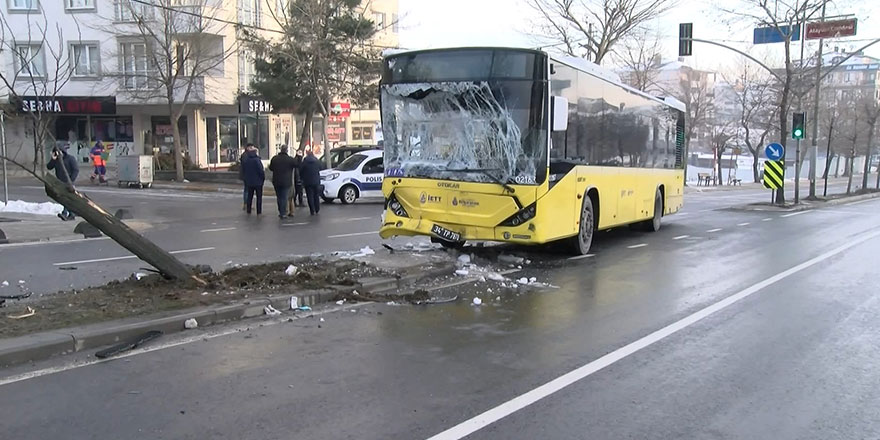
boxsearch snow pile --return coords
[184,318,199,329]
[333,246,376,260]
[0,200,63,216]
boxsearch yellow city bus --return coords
[378,47,686,254]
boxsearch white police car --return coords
[319,149,384,204]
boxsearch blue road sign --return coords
[765,143,785,161]
[754,25,801,44]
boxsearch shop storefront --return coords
[15,96,129,167]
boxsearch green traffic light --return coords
[794,129,803,137]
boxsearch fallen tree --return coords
[2,153,202,283]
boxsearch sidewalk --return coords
[0,212,83,244]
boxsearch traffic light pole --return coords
[808,4,826,200]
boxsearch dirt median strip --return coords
[0,258,456,368]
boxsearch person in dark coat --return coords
[241,147,265,215]
[47,144,79,221]
[292,149,304,208]
[268,145,297,218]
[238,145,255,211]
[300,149,322,215]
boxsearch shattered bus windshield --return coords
[380,50,547,185]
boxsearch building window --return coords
[115,0,153,22]
[391,13,398,32]
[71,43,100,77]
[844,73,851,83]
[13,43,45,77]
[9,0,38,11]
[66,0,94,10]
[238,0,260,27]
[372,11,385,29]
[120,42,152,89]
[238,49,255,91]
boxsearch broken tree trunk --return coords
[42,174,202,283]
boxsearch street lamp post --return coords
[1,110,8,204]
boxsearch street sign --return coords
[763,160,785,189]
[765,143,784,161]
[753,25,800,44]
[806,18,857,40]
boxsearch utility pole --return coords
[794,4,807,205]
[808,4,826,199]
[1,110,8,204]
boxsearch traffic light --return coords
[679,23,693,57]
[792,112,805,139]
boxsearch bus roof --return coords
[381,47,687,114]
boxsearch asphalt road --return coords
[1,181,878,439]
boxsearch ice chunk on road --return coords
[518,277,529,285]
[455,269,470,276]
[529,277,537,283]
[284,265,298,276]
[336,300,345,305]
[487,272,505,282]
[264,305,282,316]
[457,254,472,266]
[472,297,482,306]
[1,281,8,287]
[184,318,198,329]
[134,273,147,281]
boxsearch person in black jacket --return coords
[292,149,304,208]
[299,149,322,215]
[238,145,254,211]
[242,148,265,215]
[47,144,79,221]
[268,145,297,218]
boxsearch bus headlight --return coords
[499,203,536,227]
[386,193,409,218]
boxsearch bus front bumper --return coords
[379,215,544,245]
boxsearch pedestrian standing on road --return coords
[268,145,297,218]
[242,146,265,215]
[89,140,111,184]
[47,144,79,221]
[293,149,304,208]
[239,144,256,211]
[300,148,322,215]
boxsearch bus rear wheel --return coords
[641,189,662,232]
[569,196,594,255]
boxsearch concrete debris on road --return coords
[457,254,472,266]
[455,269,470,276]
[284,265,299,276]
[264,305,282,316]
[134,273,148,281]
[336,300,345,305]
[498,255,524,265]
[184,318,199,329]
[487,272,505,282]
[1,281,8,287]
[289,296,299,309]
[472,297,483,306]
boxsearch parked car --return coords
[319,149,384,204]
[319,145,379,170]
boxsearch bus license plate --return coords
[431,224,461,242]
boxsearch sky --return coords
[397,0,880,74]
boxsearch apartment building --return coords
[0,0,399,169]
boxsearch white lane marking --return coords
[52,247,215,266]
[200,227,236,233]
[0,237,111,249]
[425,228,880,440]
[844,198,880,206]
[762,218,773,222]
[737,222,750,226]
[706,228,723,233]
[780,210,812,218]
[627,243,647,249]
[327,231,379,238]
[281,222,309,227]
[0,303,369,387]
[346,217,373,221]
[672,235,689,240]
[567,254,595,260]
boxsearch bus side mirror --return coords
[551,96,568,132]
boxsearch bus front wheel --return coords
[570,196,594,255]
[641,189,663,232]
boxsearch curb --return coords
[730,190,880,212]
[0,262,456,368]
